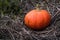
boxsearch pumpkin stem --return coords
[35,4,40,10]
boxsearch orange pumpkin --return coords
[24,10,51,30]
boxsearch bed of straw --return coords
[0,0,60,40]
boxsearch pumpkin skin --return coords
[24,10,51,30]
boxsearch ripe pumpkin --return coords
[24,10,51,30]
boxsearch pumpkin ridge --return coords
[39,12,45,29]
[36,11,44,29]
[42,13,47,28]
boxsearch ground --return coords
[0,0,60,40]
